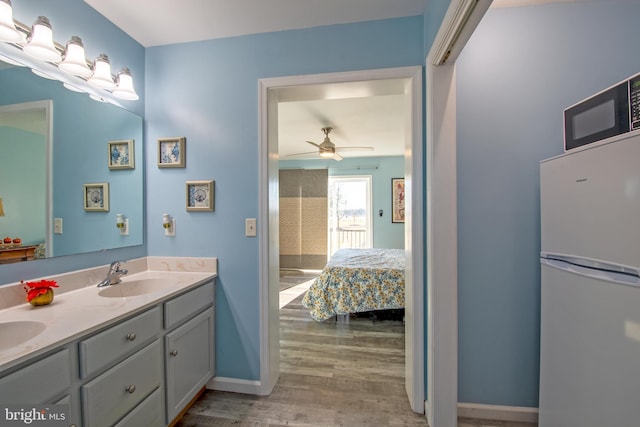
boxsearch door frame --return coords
[258,65,424,411]
[425,1,493,425]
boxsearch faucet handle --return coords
[110,260,126,268]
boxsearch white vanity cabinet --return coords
[164,281,215,423]
[0,276,216,427]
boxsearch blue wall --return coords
[456,1,640,407]
[280,156,405,249]
[145,18,423,381]
[0,0,145,284]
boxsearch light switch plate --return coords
[54,218,63,234]
[245,218,257,237]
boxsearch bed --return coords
[302,248,405,321]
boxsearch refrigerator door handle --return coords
[541,255,640,287]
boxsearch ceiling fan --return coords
[286,127,373,161]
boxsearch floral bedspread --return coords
[302,248,405,321]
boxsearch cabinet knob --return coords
[126,333,136,341]
[125,384,136,394]
[170,349,178,357]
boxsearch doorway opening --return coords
[259,66,423,412]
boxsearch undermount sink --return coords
[0,321,46,351]
[98,278,175,298]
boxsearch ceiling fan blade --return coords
[332,153,343,161]
[306,140,321,148]
[334,146,374,152]
[285,151,318,158]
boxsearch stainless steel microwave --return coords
[564,72,640,151]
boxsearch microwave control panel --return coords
[630,75,640,130]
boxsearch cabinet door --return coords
[165,308,214,423]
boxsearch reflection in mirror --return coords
[0,59,143,264]
[0,101,50,261]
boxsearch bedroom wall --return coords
[145,20,422,382]
[456,0,640,407]
[280,156,405,250]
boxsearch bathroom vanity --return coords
[0,257,216,426]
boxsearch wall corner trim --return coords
[207,377,262,395]
[457,402,539,424]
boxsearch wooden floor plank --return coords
[177,280,537,427]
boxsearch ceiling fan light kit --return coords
[287,126,373,161]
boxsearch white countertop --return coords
[0,257,217,373]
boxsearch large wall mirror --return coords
[0,58,143,263]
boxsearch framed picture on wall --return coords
[158,137,186,168]
[391,178,405,223]
[83,183,109,211]
[108,139,135,169]
[186,180,214,211]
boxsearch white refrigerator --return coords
[539,133,640,427]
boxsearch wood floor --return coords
[176,278,538,427]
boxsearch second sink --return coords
[98,278,174,298]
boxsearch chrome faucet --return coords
[97,261,128,287]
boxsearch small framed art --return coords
[84,183,109,211]
[186,180,214,211]
[108,139,135,169]
[158,137,186,168]
[391,178,405,223]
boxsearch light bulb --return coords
[59,36,92,77]
[0,0,23,43]
[113,68,139,101]
[88,53,115,90]
[23,16,61,63]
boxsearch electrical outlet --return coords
[54,218,63,234]
[245,218,257,237]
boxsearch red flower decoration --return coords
[22,279,59,302]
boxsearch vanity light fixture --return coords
[162,213,175,237]
[59,36,92,78]
[112,68,139,101]
[0,1,140,103]
[23,16,60,63]
[116,214,129,236]
[87,53,115,91]
[0,0,22,43]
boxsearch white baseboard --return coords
[206,377,262,395]
[457,402,538,424]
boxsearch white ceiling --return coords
[277,80,407,159]
[81,0,567,162]
[83,0,429,48]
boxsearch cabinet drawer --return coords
[81,340,162,427]
[114,387,163,427]
[79,306,161,378]
[165,281,214,329]
[0,349,71,404]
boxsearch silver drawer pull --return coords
[170,349,178,357]
[125,384,136,394]
[126,333,136,342]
